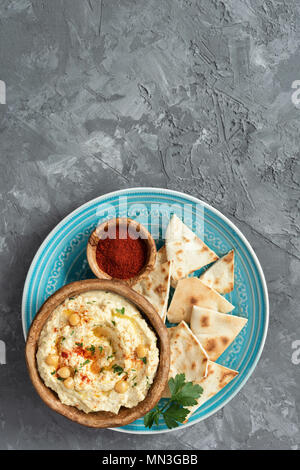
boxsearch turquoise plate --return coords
[22,188,269,433]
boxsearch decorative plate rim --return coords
[21,187,269,434]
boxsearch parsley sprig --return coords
[116,307,125,314]
[79,359,90,368]
[144,374,203,429]
[86,345,95,354]
[112,364,124,375]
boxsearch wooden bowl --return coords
[86,217,157,286]
[25,279,170,428]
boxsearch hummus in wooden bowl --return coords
[25,279,170,428]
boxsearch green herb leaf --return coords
[87,345,95,354]
[141,356,147,364]
[99,346,103,353]
[163,404,189,429]
[80,359,90,368]
[116,307,125,314]
[171,381,203,407]
[75,342,83,347]
[143,373,203,429]
[112,364,124,375]
[153,410,160,426]
[168,373,185,396]
[144,408,160,429]
[111,320,116,326]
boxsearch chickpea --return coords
[114,380,129,394]
[69,313,80,326]
[45,354,59,368]
[63,309,73,317]
[93,326,108,338]
[90,360,101,374]
[136,344,147,359]
[64,377,74,390]
[57,366,71,379]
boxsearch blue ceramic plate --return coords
[22,188,269,433]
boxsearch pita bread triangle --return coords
[156,245,167,264]
[156,244,178,288]
[185,361,238,420]
[165,214,218,282]
[167,278,234,323]
[133,256,172,322]
[200,250,234,294]
[190,306,247,361]
[162,321,209,398]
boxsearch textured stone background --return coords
[0,0,299,450]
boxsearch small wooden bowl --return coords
[87,217,157,286]
[25,279,170,428]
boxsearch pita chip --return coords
[157,244,178,288]
[185,361,238,419]
[133,259,172,322]
[165,214,218,282]
[167,278,234,324]
[190,306,247,361]
[163,321,209,397]
[200,250,234,294]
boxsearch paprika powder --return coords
[96,226,148,279]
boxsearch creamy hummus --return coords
[37,290,159,414]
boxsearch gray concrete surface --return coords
[0,0,299,450]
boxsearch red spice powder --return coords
[81,375,91,384]
[96,226,147,279]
